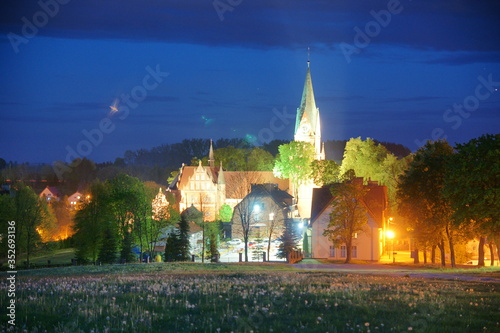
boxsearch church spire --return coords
[208,139,215,168]
[294,54,324,160]
[217,161,225,185]
[295,57,318,137]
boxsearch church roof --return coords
[295,64,319,136]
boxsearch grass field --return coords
[2,263,499,332]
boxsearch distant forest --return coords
[122,138,410,167]
[0,138,410,193]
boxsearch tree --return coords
[264,205,285,261]
[164,231,180,262]
[323,181,368,264]
[214,146,247,171]
[340,137,408,208]
[232,194,260,262]
[311,159,340,186]
[397,140,456,267]
[8,184,55,267]
[178,213,191,261]
[277,220,300,260]
[273,141,314,199]
[443,134,500,266]
[98,225,118,264]
[205,220,221,262]
[246,147,274,171]
[73,181,111,264]
[107,174,149,263]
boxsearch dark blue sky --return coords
[1,0,499,163]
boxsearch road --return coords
[292,259,500,283]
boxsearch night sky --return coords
[1,0,499,164]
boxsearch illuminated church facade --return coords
[293,60,325,219]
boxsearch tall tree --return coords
[273,141,315,199]
[73,181,111,264]
[397,140,456,267]
[232,194,260,262]
[246,147,275,171]
[107,174,149,263]
[310,159,340,186]
[340,137,408,208]
[277,220,300,261]
[443,134,500,266]
[11,184,55,267]
[323,181,369,264]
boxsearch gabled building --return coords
[168,141,290,221]
[309,178,389,261]
[67,192,84,208]
[231,183,293,241]
[39,186,62,202]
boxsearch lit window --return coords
[269,213,275,220]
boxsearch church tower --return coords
[294,59,325,161]
[294,58,325,219]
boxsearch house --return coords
[231,183,294,241]
[39,186,62,202]
[67,192,84,208]
[168,141,290,221]
[310,178,389,261]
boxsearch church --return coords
[293,59,325,219]
[167,60,324,222]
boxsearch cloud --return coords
[2,0,499,59]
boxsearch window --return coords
[329,246,335,257]
[352,246,357,258]
[269,213,275,221]
[340,246,346,258]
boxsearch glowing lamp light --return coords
[386,230,395,239]
[253,204,260,213]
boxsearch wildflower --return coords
[408,327,413,331]
[365,322,370,327]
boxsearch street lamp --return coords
[386,230,395,262]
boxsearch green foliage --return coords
[73,181,110,264]
[218,204,233,223]
[98,226,118,264]
[277,221,300,259]
[310,159,340,186]
[0,184,56,266]
[164,231,181,262]
[273,141,315,196]
[444,134,499,228]
[246,147,274,171]
[205,220,221,262]
[323,181,369,263]
[178,214,191,261]
[397,140,456,266]
[340,137,408,207]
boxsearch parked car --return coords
[227,238,242,245]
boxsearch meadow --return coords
[1,263,499,333]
